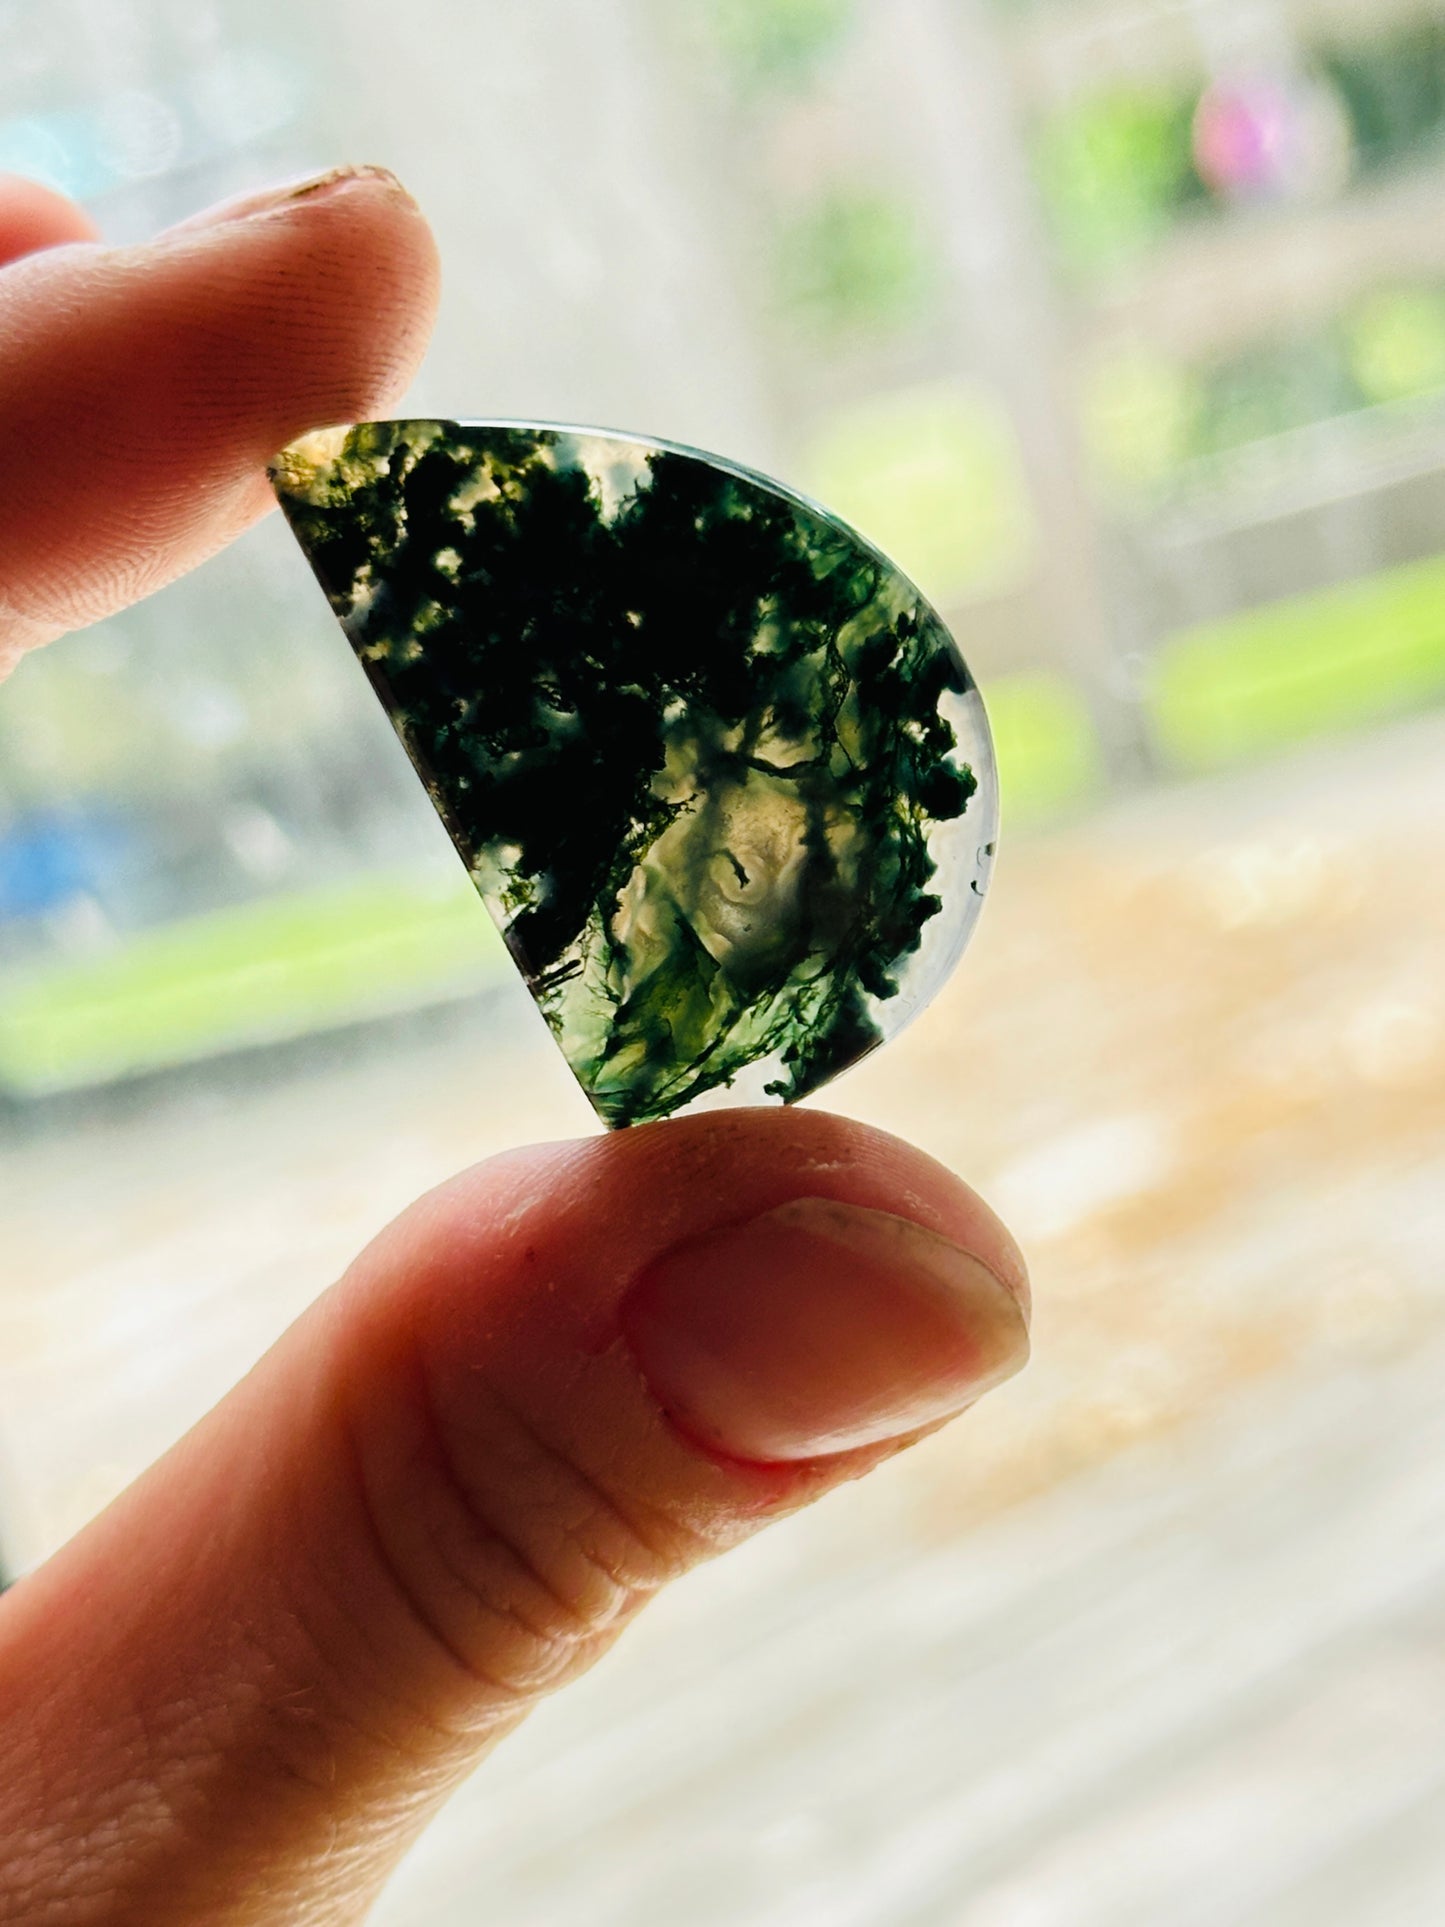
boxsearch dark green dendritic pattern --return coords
[272,422,992,1127]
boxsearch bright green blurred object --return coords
[1083,287,1445,502]
[806,381,1035,607]
[1033,88,1202,274]
[1347,289,1445,405]
[777,185,936,343]
[0,873,504,1098]
[1152,552,1445,769]
[1084,346,1202,493]
[986,671,1104,822]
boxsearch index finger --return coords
[0,165,439,671]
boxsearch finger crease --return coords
[336,1402,532,1708]
[411,1363,632,1645]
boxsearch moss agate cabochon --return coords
[271,422,998,1127]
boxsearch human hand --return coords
[0,168,1030,1925]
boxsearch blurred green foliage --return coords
[699,0,855,95]
[1347,289,1445,404]
[1087,285,1445,494]
[1151,550,1445,769]
[986,671,1103,821]
[997,551,1445,806]
[1032,87,1206,274]
[0,872,502,1096]
[1321,18,1445,178]
[1196,337,1358,457]
[806,382,1035,608]
[1083,349,1201,494]
[776,185,936,343]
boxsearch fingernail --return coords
[164,163,413,234]
[621,1199,1030,1464]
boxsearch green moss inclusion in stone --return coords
[271,421,995,1127]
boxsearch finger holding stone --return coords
[0,164,439,669]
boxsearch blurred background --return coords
[3,0,1445,1919]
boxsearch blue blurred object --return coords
[0,807,131,921]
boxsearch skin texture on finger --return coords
[0,174,99,264]
[0,1108,1026,1926]
[0,166,439,672]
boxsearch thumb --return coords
[0,1108,1028,1925]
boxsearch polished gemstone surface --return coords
[272,422,997,1126]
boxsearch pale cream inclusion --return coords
[572,435,651,521]
[542,706,867,1088]
[448,465,502,515]
[631,771,814,978]
[270,425,353,498]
